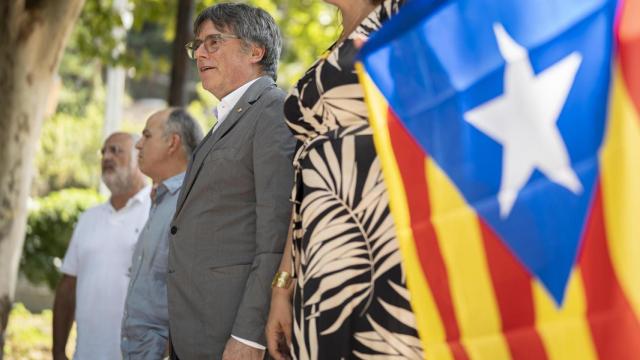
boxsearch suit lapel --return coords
[174,128,213,213]
[174,76,275,219]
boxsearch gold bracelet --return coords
[271,271,293,289]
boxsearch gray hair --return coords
[163,108,204,158]
[194,3,282,81]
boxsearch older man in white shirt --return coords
[53,132,150,360]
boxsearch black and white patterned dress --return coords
[284,1,423,358]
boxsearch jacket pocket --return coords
[204,147,237,164]
[207,263,252,277]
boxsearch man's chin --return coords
[102,176,122,192]
[101,175,112,185]
[202,81,222,99]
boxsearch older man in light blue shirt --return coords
[121,108,203,359]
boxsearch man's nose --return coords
[195,43,208,59]
[102,149,116,161]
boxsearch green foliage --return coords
[261,0,341,85]
[5,303,77,359]
[4,304,53,359]
[20,189,105,290]
[32,41,106,195]
[73,0,128,66]
[55,48,101,117]
[33,9,108,195]
[73,0,339,86]
[34,100,104,195]
[205,0,340,86]
[71,0,173,76]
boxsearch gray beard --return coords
[102,166,135,195]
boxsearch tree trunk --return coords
[0,0,84,357]
[167,0,194,106]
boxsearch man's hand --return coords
[265,288,293,360]
[221,337,264,360]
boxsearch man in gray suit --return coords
[168,3,295,360]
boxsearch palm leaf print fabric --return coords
[284,1,423,358]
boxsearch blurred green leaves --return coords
[4,304,53,359]
[33,60,104,195]
[4,303,77,359]
[21,189,105,290]
[70,0,340,86]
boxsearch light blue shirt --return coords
[121,172,185,359]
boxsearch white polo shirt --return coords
[61,186,151,360]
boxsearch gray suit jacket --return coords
[167,76,295,359]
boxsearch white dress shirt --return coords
[212,78,260,134]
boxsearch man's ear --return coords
[249,45,266,64]
[167,133,182,155]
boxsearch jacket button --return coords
[170,226,177,235]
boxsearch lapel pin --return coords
[237,108,243,112]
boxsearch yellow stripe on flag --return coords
[357,64,451,360]
[533,270,597,360]
[599,69,640,319]
[425,159,512,360]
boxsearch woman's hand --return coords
[266,287,294,360]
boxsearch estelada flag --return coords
[357,0,640,358]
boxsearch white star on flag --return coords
[464,23,583,218]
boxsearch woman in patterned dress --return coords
[266,1,423,359]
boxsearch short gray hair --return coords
[194,3,282,81]
[163,109,204,158]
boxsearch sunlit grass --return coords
[5,303,76,360]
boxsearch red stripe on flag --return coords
[618,0,640,115]
[479,221,548,360]
[580,183,640,359]
[387,109,469,360]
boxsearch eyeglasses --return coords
[100,144,125,156]
[185,33,240,59]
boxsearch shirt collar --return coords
[107,185,151,213]
[128,185,152,206]
[214,77,260,123]
[160,172,186,195]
